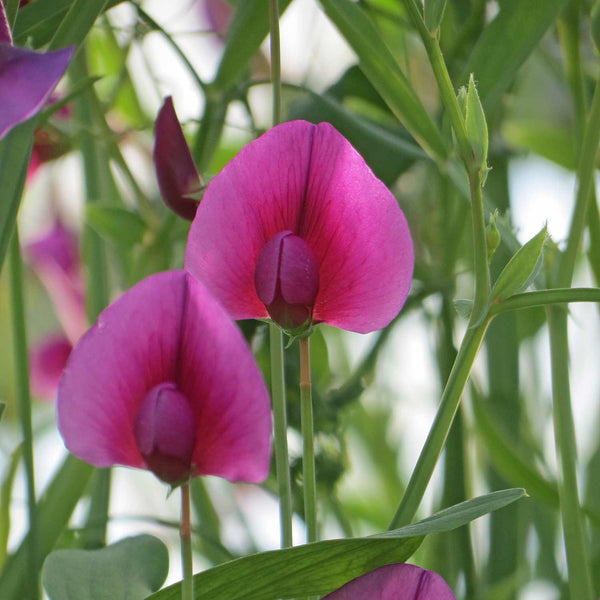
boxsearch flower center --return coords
[254,231,320,332]
[133,382,196,484]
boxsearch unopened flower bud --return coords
[254,231,320,333]
[134,382,196,484]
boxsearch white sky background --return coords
[6,2,600,599]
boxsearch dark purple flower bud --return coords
[153,97,203,221]
[254,230,320,332]
[134,382,197,484]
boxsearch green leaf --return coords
[14,0,124,48]
[48,0,110,51]
[43,535,169,600]
[318,0,448,161]
[463,0,568,113]
[424,0,447,34]
[0,455,94,599]
[86,205,147,247]
[212,0,293,91]
[454,299,473,319]
[491,225,548,302]
[465,74,488,169]
[0,446,22,569]
[147,489,525,599]
[502,121,576,171]
[0,402,4,421]
[0,121,34,273]
[471,393,558,506]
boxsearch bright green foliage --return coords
[43,535,169,600]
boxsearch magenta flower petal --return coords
[153,97,203,220]
[57,271,271,484]
[201,0,233,38]
[0,43,74,139]
[185,120,414,333]
[30,333,72,399]
[323,564,456,600]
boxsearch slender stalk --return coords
[9,228,39,600]
[181,483,194,600]
[270,324,294,548]
[299,337,317,544]
[389,321,489,529]
[269,0,282,126]
[401,0,490,319]
[268,0,294,551]
[546,307,594,600]
[489,287,600,316]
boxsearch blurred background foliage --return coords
[1,0,600,599]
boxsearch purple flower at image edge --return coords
[0,1,74,139]
[323,564,456,599]
[184,119,414,335]
[57,271,272,486]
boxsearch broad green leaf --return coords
[43,535,169,600]
[491,225,548,302]
[212,0,293,91]
[48,0,110,51]
[0,446,22,569]
[0,455,94,599]
[318,0,448,161]
[147,489,525,599]
[463,0,568,113]
[465,74,488,169]
[86,205,147,247]
[0,121,34,273]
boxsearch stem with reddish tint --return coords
[181,483,194,600]
[300,337,317,545]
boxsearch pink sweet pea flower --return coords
[0,2,74,139]
[185,120,414,334]
[57,270,272,485]
[323,564,456,599]
[200,0,233,39]
[153,97,203,221]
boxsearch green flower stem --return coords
[389,320,489,529]
[488,288,600,316]
[558,74,600,288]
[299,337,317,545]
[401,0,490,321]
[270,324,294,548]
[8,227,39,600]
[546,307,594,600]
[269,0,282,126]
[268,0,294,552]
[181,483,194,600]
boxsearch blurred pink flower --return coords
[185,120,414,334]
[323,564,456,599]
[200,0,232,39]
[57,271,272,485]
[29,334,73,399]
[153,97,203,221]
[0,2,73,139]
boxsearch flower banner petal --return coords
[185,121,316,318]
[302,122,413,333]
